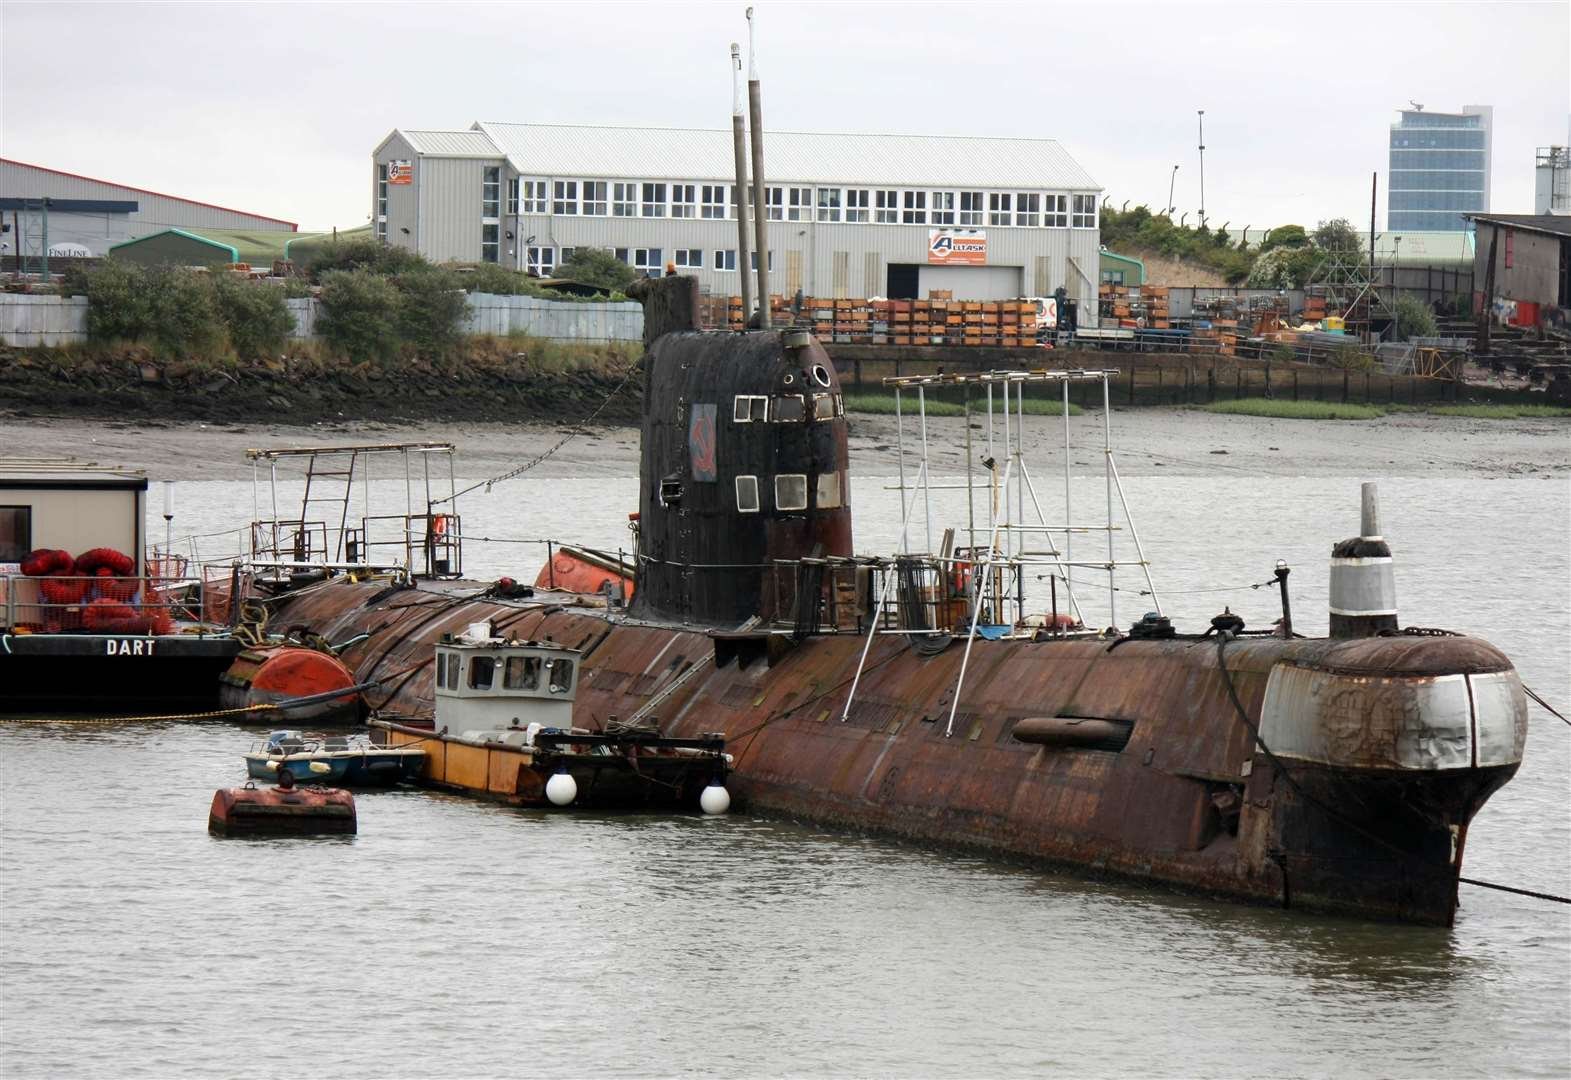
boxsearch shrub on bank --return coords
[210,275,293,358]
[302,237,429,281]
[316,269,404,361]
[393,267,470,350]
[1393,293,1438,342]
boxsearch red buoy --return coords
[208,783,357,836]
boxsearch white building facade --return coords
[372,123,1103,309]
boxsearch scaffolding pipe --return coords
[1108,453,1162,616]
[946,457,1013,737]
[1103,376,1116,630]
[1062,380,1073,609]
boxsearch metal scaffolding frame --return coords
[840,368,1161,736]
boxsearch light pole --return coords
[1197,110,1206,227]
[1167,165,1180,216]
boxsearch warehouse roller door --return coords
[916,265,1023,300]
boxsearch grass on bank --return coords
[1204,398,1386,420]
[842,393,1084,417]
[1203,398,1571,421]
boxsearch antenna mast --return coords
[729,43,754,322]
[746,7,771,327]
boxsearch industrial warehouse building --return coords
[0,158,296,263]
[371,123,1103,312]
[1469,213,1571,331]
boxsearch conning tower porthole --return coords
[811,364,832,388]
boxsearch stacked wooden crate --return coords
[1144,286,1170,330]
[700,293,1038,347]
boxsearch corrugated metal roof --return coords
[472,122,1100,190]
[396,130,503,158]
[1468,213,1571,239]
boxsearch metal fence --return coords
[0,294,88,346]
[280,293,642,344]
[0,292,641,348]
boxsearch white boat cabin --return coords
[434,625,580,742]
[0,461,147,631]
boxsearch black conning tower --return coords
[629,307,853,628]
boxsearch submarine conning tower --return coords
[627,278,852,627]
[1328,481,1398,637]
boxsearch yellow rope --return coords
[3,704,280,725]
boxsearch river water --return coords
[3,438,1568,1078]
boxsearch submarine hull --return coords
[273,580,1526,925]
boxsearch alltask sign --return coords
[106,639,155,656]
[927,229,987,266]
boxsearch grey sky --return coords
[3,1,1566,233]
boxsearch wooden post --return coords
[1264,361,1272,399]
[1476,223,1498,356]
[1128,361,1136,405]
[1342,369,1349,403]
[1236,367,1242,399]
[1293,369,1299,401]
[1207,366,1215,402]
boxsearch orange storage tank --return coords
[218,645,360,724]
[534,544,635,601]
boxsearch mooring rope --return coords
[435,363,640,504]
[1524,685,1571,728]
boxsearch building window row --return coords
[563,247,774,277]
[507,176,1097,229]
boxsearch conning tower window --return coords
[816,472,843,509]
[733,395,768,422]
[469,655,496,690]
[812,394,838,421]
[736,475,761,513]
[774,395,806,422]
[811,364,832,387]
[776,474,808,512]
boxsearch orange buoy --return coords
[218,645,360,724]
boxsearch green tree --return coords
[1245,245,1320,289]
[211,276,294,358]
[1311,218,1363,256]
[317,269,403,360]
[1393,292,1438,342]
[1260,225,1308,252]
[556,248,637,292]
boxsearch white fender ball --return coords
[700,782,731,816]
[546,770,578,807]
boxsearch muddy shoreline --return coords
[2,407,1564,482]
